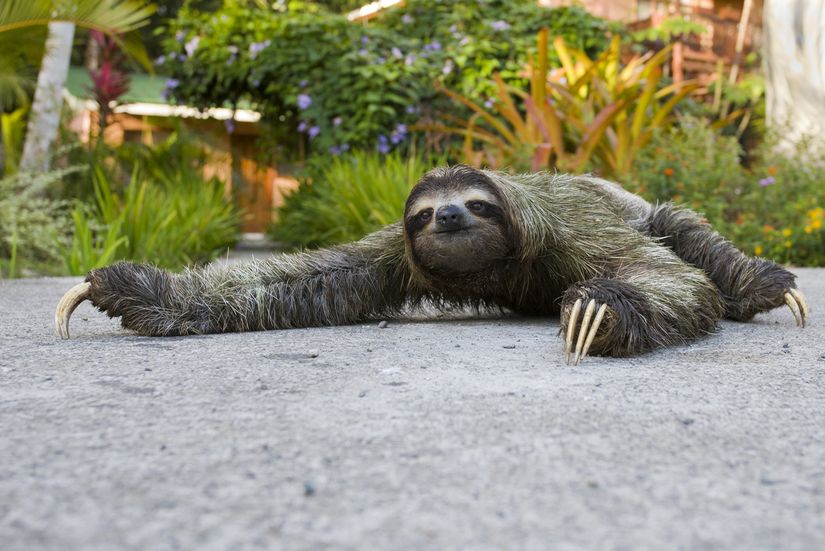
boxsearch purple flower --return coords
[405,54,417,66]
[249,40,271,60]
[297,94,312,110]
[224,119,235,134]
[177,53,187,62]
[297,121,308,132]
[391,47,403,59]
[359,48,369,57]
[484,99,494,109]
[333,116,342,126]
[329,145,342,155]
[175,30,185,43]
[759,176,776,187]
[459,36,470,47]
[251,79,261,88]
[184,36,200,58]
[162,79,179,100]
[377,56,386,63]
[154,55,165,66]
[361,35,369,45]
[377,134,390,154]
[424,41,442,52]
[449,24,458,34]
[308,126,320,140]
[442,59,454,75]
[401,14,413,24]
[341,143,350,152]
[405,105,418,115]
[490,20,511,31]
[390,123,408,144]
[299,79,308,88]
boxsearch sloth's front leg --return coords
[559,263,725,363]
[646,203,809,325]
[55,224,412,338]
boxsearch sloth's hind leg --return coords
[645,203,808,324]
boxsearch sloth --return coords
[56,165,808,363]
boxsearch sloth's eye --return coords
[466,201,486,213]
[418,209,433,222]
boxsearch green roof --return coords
[65,66,169,104]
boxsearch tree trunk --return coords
[763,0,825,153]
[19,22,76,174]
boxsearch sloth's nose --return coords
[435,204,465,231]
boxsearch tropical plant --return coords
[1,0,155,172]
[427,32,698,176]
[271,150,440,248]
[0,167,79,277]
[87,30,132,130]
[63,165,241,274]
[0,0,155,106]
[0,0,154,34]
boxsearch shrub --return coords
[158,2,614,158]
[624,119,825,267]
[64,165,241,274]
[0,168,77,277]
[270,150,440,248]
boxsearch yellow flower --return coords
[813,219,823,229]
[805,226,813,234]
[782,228,792,237]
[754,245,764,256]
[784,240,793,248]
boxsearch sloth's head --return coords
[404,165,512,276]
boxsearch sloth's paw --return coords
[56,262,173,338]
[783,287,809,328]
[562,297,612,365]
[559,278,670,362]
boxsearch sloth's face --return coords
[404,166,511,275]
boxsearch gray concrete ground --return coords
[1,269,824,550]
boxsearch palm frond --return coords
[0,0,155,35]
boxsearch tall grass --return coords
[64,166,241,274]
[271,150,441,248]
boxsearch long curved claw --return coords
[573,299,596,365]
[565,298,582,364]
[784,291,804,328]
[580,303,608,364]
[788,288,809,327]
[55,282,91,339]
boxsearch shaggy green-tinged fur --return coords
[85,166,799,357]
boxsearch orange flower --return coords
[763,225,774,234]
[767,165,778,176]
[663,168,674,177]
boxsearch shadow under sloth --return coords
[56,165,809,363]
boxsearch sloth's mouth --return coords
[433,227,472,235]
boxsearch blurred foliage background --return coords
[1,0,824,278]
